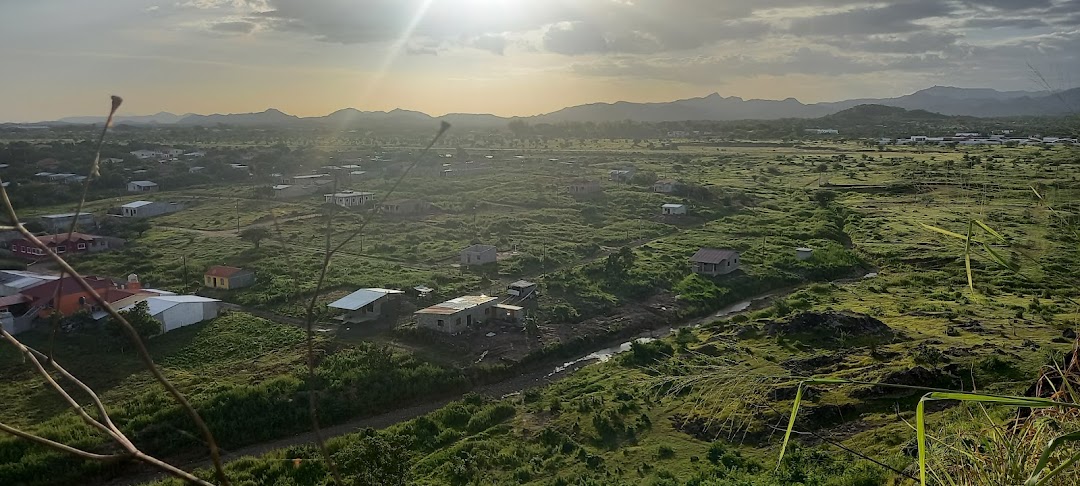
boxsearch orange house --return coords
[21,276,135,318]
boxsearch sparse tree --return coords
[240,226,272,249]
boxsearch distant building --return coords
[189,166,205,173]
[796,247,814,261]
[9,232,114,259]
[270,184,317,199]
[804,128,839,135]
[568,180,602,195]
[662,203,687,216]
[415,295,499,334]
[281,174,329,185]
[609,169,635,182]
[507,280,537,298]
[380,199,430,216]
[127,180,159,193]
[20,276,134,318]
[130,150,161,160]
[327,288,404,323]
[38,212,95,232]
[0,270,58,297]
[324,191,375,208]
[653,180,680,193]
[460,244,497,266]
[204,266,255,290]
[120,200,183,218]
[690,248,740,276]
[124,295,221,334]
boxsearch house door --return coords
[466,314,473,327]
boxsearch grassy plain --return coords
[3,140,1080,485]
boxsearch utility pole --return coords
[235,199,240,234]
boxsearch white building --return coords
[120,201,183,218]
[653,180,680,193]
[128,180,159,192]
[662,203,687,216]
[39,212,96,232]
[796,247,814,261]
[690,248,740,276]
[804,128,839,135]
[130,150,161,160]
[324,191,375,208]
[415,295,499,334]
[460,244,497,266]
[125,295,221,334]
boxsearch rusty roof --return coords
[205,266,249,278]
[415,295,498,316]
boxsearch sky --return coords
[2,0,1079,121]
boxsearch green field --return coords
[2,137,1080,485]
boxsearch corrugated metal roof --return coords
[662,203,685,208]
[415,295,497,316]
[495,304,523,311]
[121,201,154,208]
[328,288,403,311]
[690,248,738,264]
[462,244,496,253]
[509,280,536,289]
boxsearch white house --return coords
[282,174,329,184]
[795,247,814,261]
[125,295,221,333]
[130,150,161,160]
[271,184,317,199]
[415,295,499,334]
[39,212,96,232]
[327,288,404,323]
[609,169,635,182]
[662,203,687,216]
[690,248,740,276]
[460,244,497,266]
[324,191,375,208]
[128,180,159,193]
[120,201,183,218]
[804,128,839,135]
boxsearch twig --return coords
[0,96,230,485]
[299,121,450,485]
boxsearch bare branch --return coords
[0,422,129,463]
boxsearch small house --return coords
[281,174,329,185]
[0,270,58,297]
[324,191,375,208]
[507,280,537,298]
[653,180,680,193]
[39,212,96,232]
[20,276,133,318]
[567,180,602,195]
[460,244,497,266]
[130,150,161,160]
[415,295,499,334]
[128,180,159,193]
[662,203,686,216]
[9,233,114,259]
[204,266,255,290]
[609,169,635,182]
[380,199,430,216]
[327,288,404,323]
[690,248,740,276]
[270,184,317,199]
[189,166,206,173]
[120,201,183,218]
[795,247,814,261]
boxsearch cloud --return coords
[962,18,1049,28]
[788,1,954,36]
[470,34,509,55]
[542,21,612,55]
[209,20,256,34]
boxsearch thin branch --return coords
[299,121,450,485]
[0,421,129,463]
[0,96,230,485]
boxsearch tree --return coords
[240,226,272,249]
[129,218,152,238]
[106,301,161,345]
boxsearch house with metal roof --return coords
[122,295,221,334]
[415,295,499,334]
[507,280,537,298]
[690,248,740,276]
[120,200,183,218]
[460,244,497,266]
[662,203,686,216]
[327,288,404,323]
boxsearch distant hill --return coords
[819,104,952,124]
[37,86,1080,127]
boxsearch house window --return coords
[484,307,491,315]
[57,246,66,253]
[78,296,86,305]
[77,243,86,250]
[437,319,444,327]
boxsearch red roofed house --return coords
[9,233,113,260]
[204,266,255,290]
[20,276,135,318]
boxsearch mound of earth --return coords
[852,366,960,398]
[764,311,894,338]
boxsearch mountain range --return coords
[46,86,1080,128]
